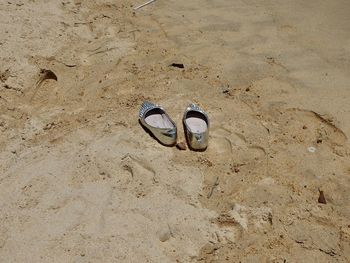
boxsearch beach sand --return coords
[0,0,349,262]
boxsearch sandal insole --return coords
[145,113,174,129]
[185,111,208,133]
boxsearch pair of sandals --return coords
[139,101,209,151]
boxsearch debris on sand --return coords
[133,0,157,11]
[38,69,57,82]
[169,63,184,69]
[318,190,327,204]
[176,141,187,150]
[307,146,316,153]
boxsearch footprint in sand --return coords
[209,127,267,164]
[120,154,158,198]
[286,108,348,156]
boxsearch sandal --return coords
[183,103,209,151]
[139,101,177,146]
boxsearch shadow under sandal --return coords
[183,103,209,151]
[139,101,177,146]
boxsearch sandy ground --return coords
[0,0,350,262]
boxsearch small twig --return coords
[87,47,119,57]
[133,0,157,10]
[207,177,219,199]
[167,223,174,238]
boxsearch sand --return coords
[0,0,349,262]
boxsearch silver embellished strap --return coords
[139,101,158,118]
[188,103,202,112]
